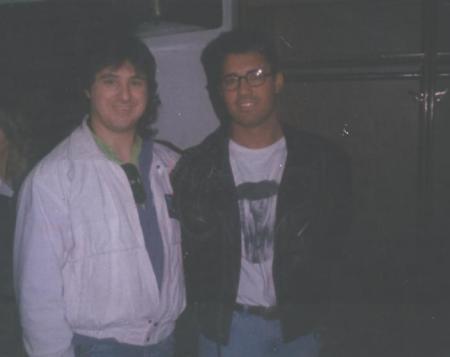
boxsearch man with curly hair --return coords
[14,35,185,357]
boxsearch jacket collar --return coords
[208,123,318,172]
[66,118,107,161]
[204,124,319,219]
[68,118,159,166]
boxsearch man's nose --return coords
[237,76,252,94]
[119,83,131,100]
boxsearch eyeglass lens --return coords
[222,68,271,90]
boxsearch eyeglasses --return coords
[221,68,272,91]
[121,163,146,205]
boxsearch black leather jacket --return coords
[171,125,352,344]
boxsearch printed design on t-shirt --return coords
[236,180,278,263]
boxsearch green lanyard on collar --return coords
[92,134,142,165]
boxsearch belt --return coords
[234,303,280,320]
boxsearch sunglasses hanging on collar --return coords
[121,163,146,205]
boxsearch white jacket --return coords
[14,121,185,357]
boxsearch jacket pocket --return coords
[65,248,157,328]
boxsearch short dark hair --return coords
[201,30,280,91]
[83,34,159,138]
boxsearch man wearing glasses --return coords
[14,35,184,356]
[172,30,351,356]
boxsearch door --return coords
[239,0,449,355]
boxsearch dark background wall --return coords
[1,1,450,356]
[239,1,450,356]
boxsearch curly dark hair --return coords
[82,34,159,138]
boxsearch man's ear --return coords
[275,72,284,94]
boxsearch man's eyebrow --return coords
[223,67,266,77]
[97,72,117,79]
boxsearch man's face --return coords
[220,52,284,130]
[87,61,148,136]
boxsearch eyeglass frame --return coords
[220,67,273,91]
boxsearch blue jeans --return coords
[73,333,174,357]
[199,311,320,357]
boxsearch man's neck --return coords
[91,126,137,163]
[107,134,136,163]
[230,121,284,149]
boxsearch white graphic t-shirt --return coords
[229,137,287,307]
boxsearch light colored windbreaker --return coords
[14,121,185,357]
